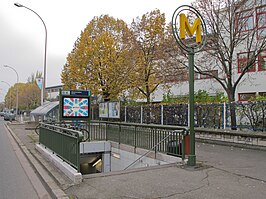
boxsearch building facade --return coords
[45,85,63,101]
[151,0,266,102]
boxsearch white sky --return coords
[0,0,192,102]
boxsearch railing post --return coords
[182,131,185,161]
[141,106,143,124]
[161,105,164,125]
[134,126,137,153]
[105,122,108,141]
[187,104,190,126]
[77,133,80,172]
[119,125,121,145]
[91,106,94,120]
[223,102,226,129]
[124,106,127,122]
[154,128,157,159]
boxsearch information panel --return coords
[60,90,90,121]
[99,101,120,119]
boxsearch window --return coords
[237,52,256,73]
[200,70,218,79]
[237,10,254,32]
[259,92,266,97]
[256,5,266,39]
[238,92,256,101]
[255,0,266,6]
[258,50,266,71]
[194,73,200,80]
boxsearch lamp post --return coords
[3,65,19,115]
[14,2,47,106]
[1,81,12,109]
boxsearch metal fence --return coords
[39,123,84,172]
[87,121,188,160]
[91,102,266,131]
[42,121,188,163]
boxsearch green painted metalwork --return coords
[188,49,196,166]
[39,123,83,172]
[88,121,188,159]
[172,5,207,166]
[41,120,188,171]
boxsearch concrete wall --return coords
[110,142,182,171]
[80,141,182,172]
[80,141,111,173]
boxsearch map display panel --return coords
[63,97,89,117]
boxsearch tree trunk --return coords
[228,92,237,130]
[103,91,110,102]
[146,92,151,104]
[229,102,237,130]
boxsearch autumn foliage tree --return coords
[19,83,41,110]
[4,72,42,111]
[61,15,134,101]
[129,9,169,103]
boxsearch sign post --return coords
[172,5,207,166]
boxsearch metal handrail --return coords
[92,120,189,131]
[41,122,84,141]
[124,129,185,170]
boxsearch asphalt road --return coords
[0,118,48,199]
[196,142,266,182]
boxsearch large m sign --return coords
[179,13,202,43]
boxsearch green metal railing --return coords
[39,122,83,172]
[40,121,188,171]
[51,121,188,158]
[87,121,189,159]
[123,129,184,170]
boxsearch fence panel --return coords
[227,102,266,131]
[142,105,161,124]
[195,104,224,129]
[91,101,266,131]
[163,104,188,126]
[125,106,141,123]
[39,123,83,172]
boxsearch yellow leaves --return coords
[61,15,132,101]
[61,9,175,103]
[3,82,41,110]
[129,9,167,102]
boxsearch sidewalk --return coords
[7,122,266,199]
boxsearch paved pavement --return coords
[0,119,42,199]
[7,122,266,199]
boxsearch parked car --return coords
[0,112,5,117]
[4,112,16,121]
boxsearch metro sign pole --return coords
[172,5,207,166]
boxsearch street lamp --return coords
[3,65,19,115]
[14,2,47,106]
[1,81,12,109]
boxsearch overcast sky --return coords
[0,0,192,102]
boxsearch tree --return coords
[19,83,41,110]
[189,0,266,129]
[61,15,133,101]
[27,71,42,83]
[3,82,40,111]
[3,71,42,111]
[129,9,169,103]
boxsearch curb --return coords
[5,123,69,199]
